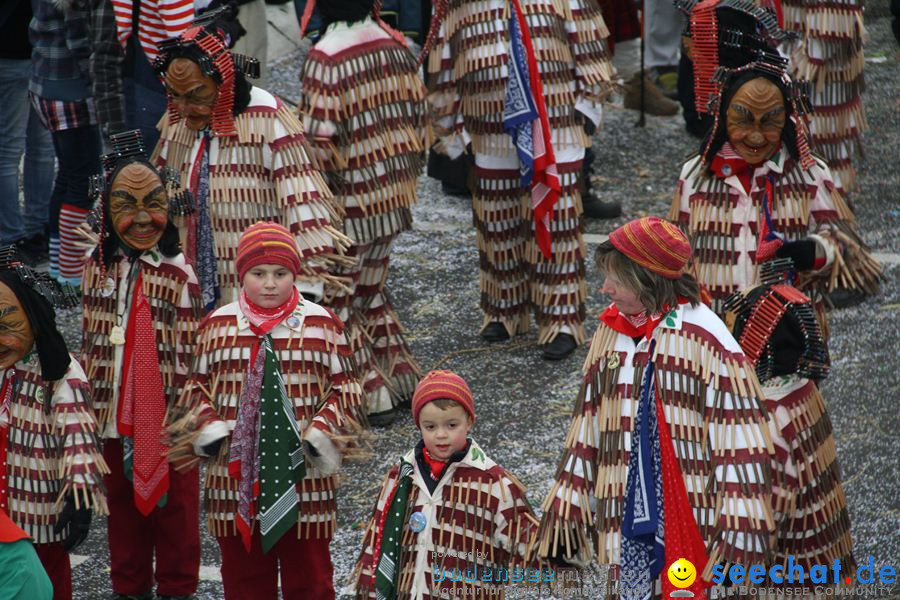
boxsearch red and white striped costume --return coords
[762,376,855,578]
[671,148,880,314]
[537,302,775,581]
[781,0,866,193]
[1,353,108,598]
[80,249,203,596]
[1,355,107,544]
[426,0,615,344]
[153,86,349,306]
[81,250,201,437]
[167,296,366,539]
[112,0,194,63]
[352,440,538,599]
[299,17,428,413]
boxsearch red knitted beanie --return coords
[236,222,302,281]
[609,216,692,279]
[412,370,475,426]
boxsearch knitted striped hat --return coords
[609,217,692,279]
[412,370,475,426]
[236,222,302,281]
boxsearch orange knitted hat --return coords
[236,222,301,281]
[412,370,475,426]
[609,217,692,279]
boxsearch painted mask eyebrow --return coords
[111,186,167,201]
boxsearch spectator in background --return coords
[88,0,195,151]
[644,0,683,97]
[29,0,103,286]
[0,0,54,263]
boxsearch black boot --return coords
[582,193,622,219]
[542,333,577,360]
[481,322,510,342]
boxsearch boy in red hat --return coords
[351,370,540,599]
[166,221,367,599]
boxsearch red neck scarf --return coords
[712,142,782,194]
[422,447,448,480]
[239,288,299,337]
[599,298,689,340]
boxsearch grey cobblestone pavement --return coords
[60,9,898,599]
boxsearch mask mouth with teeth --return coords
[109,162,170,252]
[87,130,191,271]
[679,0,815,171]
[725,76,786,165]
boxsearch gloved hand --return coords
[53,495,92,551]
[201,437,225,458]
[775,239,818,271]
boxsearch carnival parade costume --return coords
[0,247,108,600]
[671,0,880,316]
[152,19,352,310]
[781,0,866,193]
[165,222,367,597]
[724,264,855,593]
[352,371,538,600]
[536,218,775,600]
[299,7,429,417]
[424,0,615,353]
[79,131,203,598]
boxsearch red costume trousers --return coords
[104,438,200,596]
[33,542,71,600]
[217,531,335,599]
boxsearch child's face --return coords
[418,402,473,461]
[242,264,295,308]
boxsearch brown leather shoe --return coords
[623,73,679,116]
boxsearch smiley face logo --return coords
[667,558,697,589]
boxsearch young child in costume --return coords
[724,266,855,593]
[152,14,350,311]
[0,247,108,600]
[422,0,616,360]
[298,0,429,425]
[672,0,880,315]
[79,131,202,600]
[165,221,367,599]
[352,370,539,599]
[536,217,775,600]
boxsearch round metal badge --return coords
[408,511,427,533]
